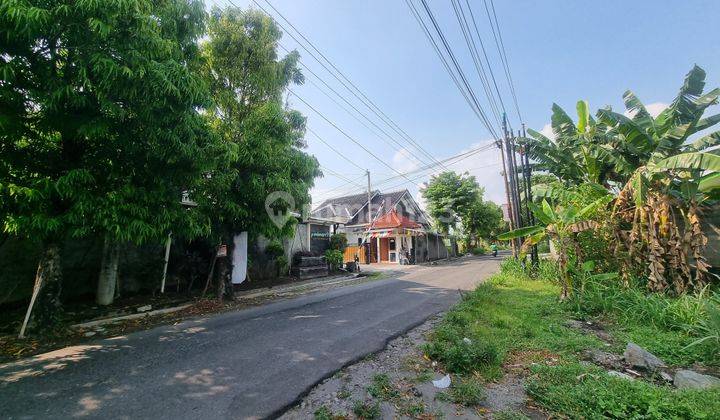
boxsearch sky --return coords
[207,0,720,209]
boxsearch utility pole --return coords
[501,114,519,257]
[366,169,372,225]
[521,124,539,267]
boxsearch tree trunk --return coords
[19,242,62,337]
[96,236,120,306]
[558,246,570,301]
[216,241,235,302]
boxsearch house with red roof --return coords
[311,189,452,264]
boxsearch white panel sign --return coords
[231,232,248,284]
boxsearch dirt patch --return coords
[281,315,545,419]
[565,319,614,344]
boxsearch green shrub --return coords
[352,400,380,419]
[423,335,499,374]
[265,240,285,258]
[566,279,720,365]
[440,376,485,406]
[324,249,343,271]
[470,245,487,255]
[276,255,288,276]
[329,233,347,251]
[313,406,333,420]
[367,373,399,400]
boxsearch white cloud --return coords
[539,123,555,140]
[624,102,668,118]
[645,102,668,117]
[392,148,421,173]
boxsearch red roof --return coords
[371,209,421,229]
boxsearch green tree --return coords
[197,7,320,299]
[421,171,481,234]
[462,200,505,246]
[1,0,216,334]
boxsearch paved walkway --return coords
[0,256,502,419]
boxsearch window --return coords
[389,238,396,251]
[358,238,362,246]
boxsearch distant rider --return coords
[491,242,498,257]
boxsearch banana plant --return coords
[523,101,619,188]
[498,196,610,300]
[606,66,720,293]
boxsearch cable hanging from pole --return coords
[253,0,448,170]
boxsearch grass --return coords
[527,362,720,419]
[313,406,345,420]
[567,280,720,366]
[366,373,399,400]
[437,376,485,406]
[352,400,381,419]
[423,259,599,380]
[422,258,720,418]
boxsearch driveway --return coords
[0,255,501,419]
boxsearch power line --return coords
[314,141,498,202]
[449,0,503,129]
[284,43,430,167]
[289,89,420,187]
[253,0,447,170]
[373,141,496,188]
[408,0,500,140]
[306,127,366,172]
[461,0,509,122]
[482,0,523,123]
[319,165,365,187]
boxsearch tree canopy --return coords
[420,171,504,244]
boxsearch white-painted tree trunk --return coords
[96,236,120,306]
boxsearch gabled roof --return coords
[311,191,378,222]
[371,209,422,229]
[347,189,408,225]
[311,189,430,227]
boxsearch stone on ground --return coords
[623,342,666,370]
[673,369,720,390]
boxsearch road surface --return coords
[0,256,500,419]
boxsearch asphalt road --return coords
[0,256,500,419]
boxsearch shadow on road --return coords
[0,258,500,419]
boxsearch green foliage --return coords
[527,362,720,419]
[352,400,381,419]
[424,259,600,380]
[313,406,342,420]
[198,6,320,242]
[431,258,720,417]
[470,245,487,255]
[329,233,347,251]
[324,249,343,271]
[493,410,530,420]
[421,171,504,243]
[567,280,720,365]
[438,377,485,406]
[265,241,285,258]
[367,373,399,400]
[1,0,215,244]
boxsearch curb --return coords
[71,304,194,329]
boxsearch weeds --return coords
[366,373,399,400]
[313,406,345,420]
[493,409,530,420]
[527,362,720,419]
[351,400,381,419]
[437,376,485,406]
